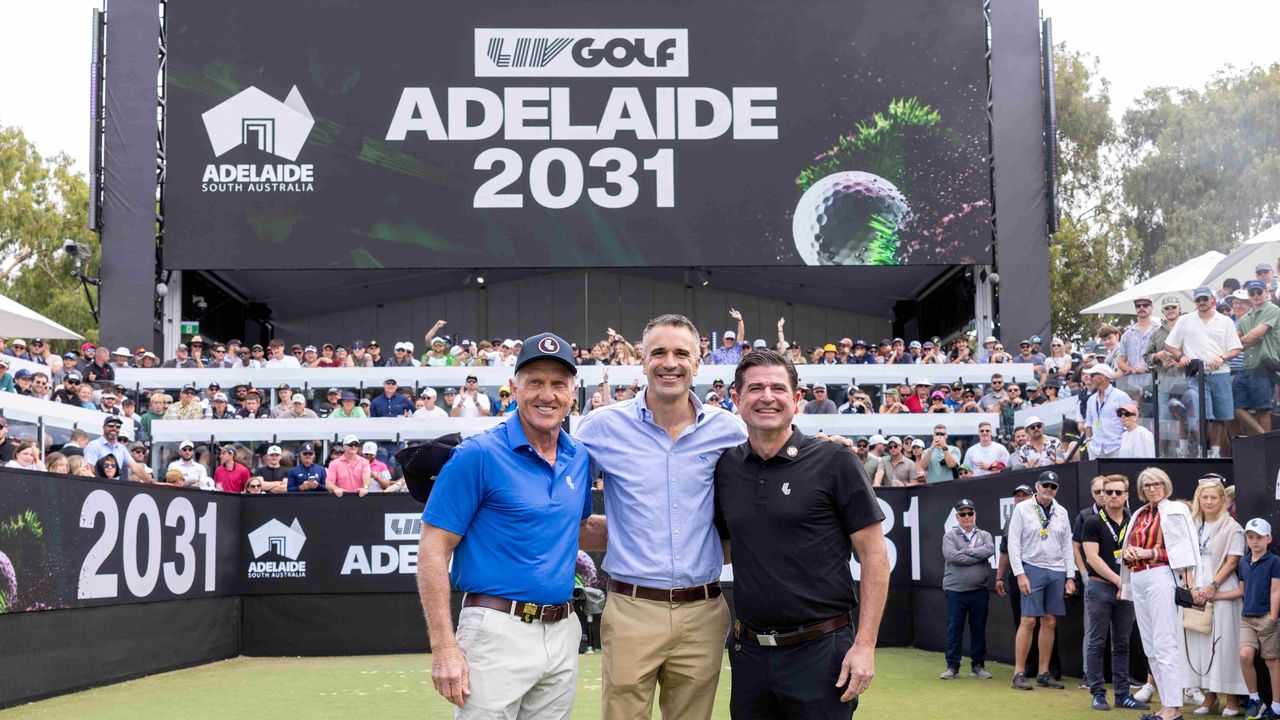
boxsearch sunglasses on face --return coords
[248,483,263,489]
[131,448,146,454]
[1027,423,1043,430]
[1134,302,1152,308]
[934,431,946,436]
[1103,489,1126,496]
[978,428,991,433]
[180,447,193,452]
[1250,289,1266,296]
[66,378,80,385]
[956,511,975,517]
[1117,410,1136,417]
[1040,482,1059,490]
[1020,343,1030,348]
[887,443,900,448]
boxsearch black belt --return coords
[606,579,722,603]
[734,614,852,647]
[463,593,573,623]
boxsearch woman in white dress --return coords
[1185,477,1247,716]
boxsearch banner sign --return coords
[0,471,240,613]
[239,495,423,594]
[166,0,991,269]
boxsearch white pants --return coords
[455,606,580,720]
[1132,568,1183,709]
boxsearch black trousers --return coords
[728,624,859,720]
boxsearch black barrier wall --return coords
[0,453,1268,706]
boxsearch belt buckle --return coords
[757,632,778,647]
[520,602,539,623]
[669,586,684,603]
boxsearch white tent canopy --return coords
[0,293,83,340]
[1080,251,1225,316]
[1201,223,1280,290]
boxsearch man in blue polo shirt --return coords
[419,332,600,717]
[83,416,130,470]
[370,377,415,418]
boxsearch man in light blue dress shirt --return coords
[576,314,747,720]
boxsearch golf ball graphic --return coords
[791,171,910,265]
[0,550,15,611]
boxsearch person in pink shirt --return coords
[327,434,371,497]
[362,441,404,492]
[214,445,250,493]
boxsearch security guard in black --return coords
[714,426,884,718]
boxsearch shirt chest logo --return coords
[781,482,791,496]
[565,475,576,490]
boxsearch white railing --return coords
[113,363,1037,390]
[148,417,505,443]
[791,413,1001,436]
[0,391,116,431]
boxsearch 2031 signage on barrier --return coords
[166,0,991,269]
[0,471,240,613]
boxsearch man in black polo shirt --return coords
[715,349,888,718]
[1080,474,1148,711]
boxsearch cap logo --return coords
[539,337,560,354]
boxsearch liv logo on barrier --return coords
[246,518,307,578]
[475,29,688,77]
[200,85,316,193]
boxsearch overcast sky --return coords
[1,1,1277,175]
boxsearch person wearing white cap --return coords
[167,440,211,489]
[707,308,748,365]
[802,383,837,414]
[387,341,418,367]
[251,445,290,493]
[1082,365,1126,459]
[977,336,999,363]
[326,434,371,497]
[1116,402,1154,458]
[286,394,319,419]
[414,387,449,418]
[361,441,399,492]
[1164,286,1242,457]
[206,392,235,420]
[1011,416,1064,470]
[1116,295,1158,398]
[1238,517,1280,720]
[862,434,886,480]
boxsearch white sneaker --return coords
[1134,683,1156,703]
[1186,688,1206,705]
[1222,706,1242,716]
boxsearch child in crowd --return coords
[1238,518,1280,720]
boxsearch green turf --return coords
[2,648,1152,719]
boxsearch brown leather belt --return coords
[734,614,851,647]
[607,579,722,603]
[463,593,572,623]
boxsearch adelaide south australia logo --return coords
[246,518,308,578]
[201,85,315,193]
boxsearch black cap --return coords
[1012,484,1034,496]
[103,416,123,427]
[1037,470,1060,486]
[954,499,975,511]
[515,332,577,374]
[395,433,464,503]
[299,442,316,455]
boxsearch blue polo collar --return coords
[503,415,576,460]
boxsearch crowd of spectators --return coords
[7,278,1279,488]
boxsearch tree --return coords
[1045,46,1138,342]
[1121,64,1280,277]
[0,125,100,349]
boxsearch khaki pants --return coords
[456,607,580,720]
[601,593,731,720]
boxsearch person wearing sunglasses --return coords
[1119,467,1198,720]
[1164,285,1243,458]
[1234,278,1280,437]
[1078,475,1149,711]
[1007,470,1076,691]
[1116,402,1155,458]
[941,499,995,680]
[1082,364,1127,459]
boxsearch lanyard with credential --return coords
[1102,513,1128,558]
[1036,502,1053,541]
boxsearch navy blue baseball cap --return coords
[1192,286,1214,300]
[1246,279,1268,292]
[515,332,577,374]
[340,390,357,401]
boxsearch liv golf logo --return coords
[475,29,688,77]
[200,85,316,193]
